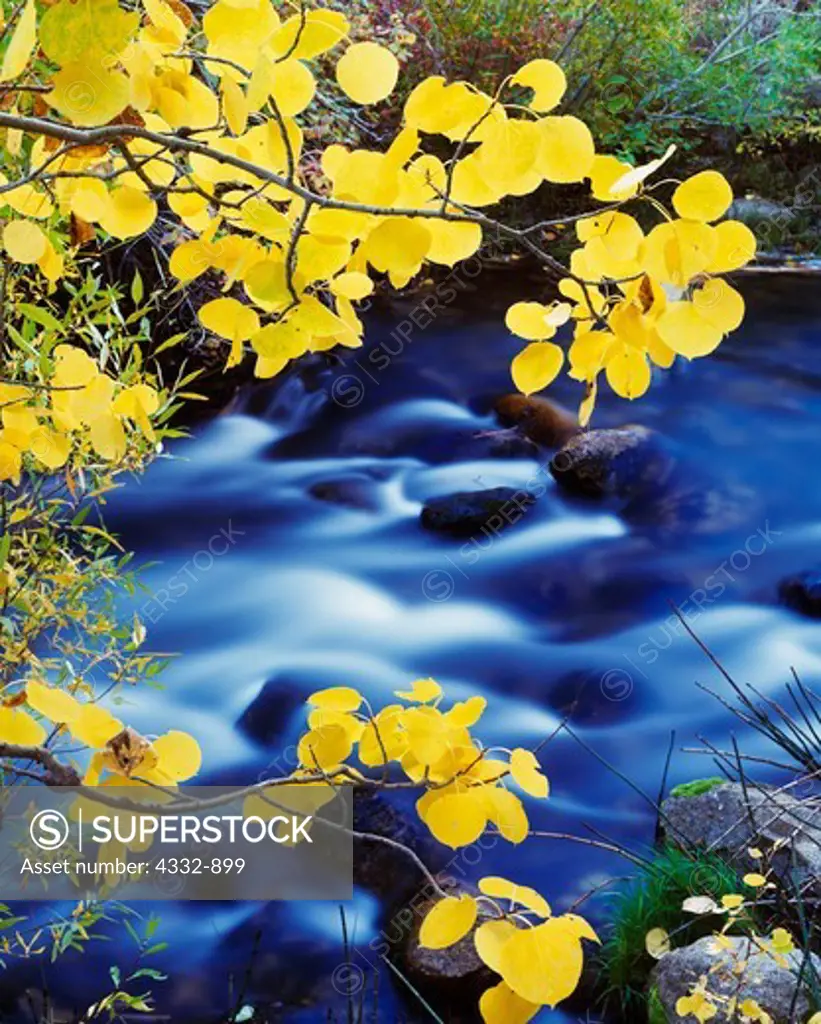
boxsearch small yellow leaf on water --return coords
[743,873,767,888]
[336,42,399,105]
[419,894,478,950]
[645,927,671,959]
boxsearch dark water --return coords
[5,276,821,1022]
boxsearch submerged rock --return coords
[308,475,380,511]
[494,393,580,448]
[660,782,821,902]
[779,567,821,618]
[550,426,752,535]
[420,486,537,537]
[236,676,300,746]
[652,935,821,1023]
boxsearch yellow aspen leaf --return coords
[70,704,123,747]
[419,894,478,950]
[203,0,280,71]
[40,0,139,64]
[511,342,564,396]
[509,749,550,799]
[609,144,676,194]
[199,297,260,343]
[656,302,723,359]
[605,341,651,399]
[484,788,529,844]
[707,220,757,273]
[222,77,249,135]
[4,183,53,220]
[424,220,482,267]
[479,980,540,1024]
[306,709,364,742]
[722,894,744,910]
[52,345,97,388]
[539,116,595,184]
[99,187,158,240]
[478,876,551,917]
[244,260,293,312]
[358,706,407,766]
[25,680,82,723]
[0,0,37,82]
[269,59,316,117]
[673,170,733,223]
[48,63,130,127]
[271,9,349,60]
[475,919,519,974]
[588,154,639,202]
[336,42,399,105]
[577,211,643,260]
[645,927,671,959]
[743,873,767,888]
[363,217,431,275]
[505,302,558,341]
[446,696,487,728]
[69,180,111,223]
[0,706,47,745]
[307,686,363,713]
[241,200,290,242]
[89,414,127,461]
[395,677,442,703]
[511,58,566,112]
[147,730,202,782]
[692,279,745,334]
[477,120,542,191]
[28,428,71,470]
[330,272,374,301]
[298,723,353,770]
[112,383,160,440]
[499,918,584,1007]
[424,791,487,848]
[3,220,47,264]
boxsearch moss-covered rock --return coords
[669,777,725,799]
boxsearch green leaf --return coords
[131,270,145,306]
[17,304,64,333]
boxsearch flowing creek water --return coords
[4,275,821,1023]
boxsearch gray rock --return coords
[494,393,581,448]
[420,486,537,537]
[728,196,796,229]
[653,935,821,1023]
[661,782,821,902]
[550,426,676,499]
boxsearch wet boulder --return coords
[652,935,821,1023]
[420,486,537,537]
[779,567,821,618]
[550,427,752,535]
[550,426,675,500]
[494,393,580,448]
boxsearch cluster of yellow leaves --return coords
[0,346,160,484]
[297,679,595,1021]
[419,880,598,1022]
[0,678,201,785]
[0,0,755,421]
[507,168,755,422]
[301,678,549,849]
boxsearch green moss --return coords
[599,846,744,1021]
[670,777,725,799]
[647,985,668,1024]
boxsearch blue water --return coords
[4,276,821,1022]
